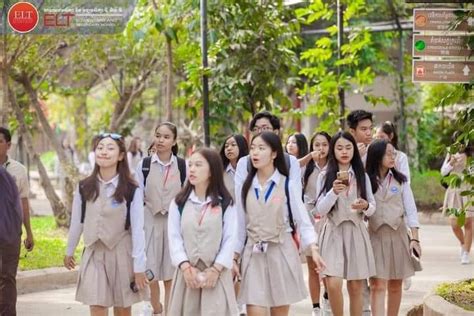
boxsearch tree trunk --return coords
[9,88,69,227]
[165,38,173,122]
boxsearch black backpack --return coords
[79,183,137,230]
[142,156,186,187]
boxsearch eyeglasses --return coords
[251,126,273,133]
[99,133,122,140]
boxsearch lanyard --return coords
[254,181,276,203]
[162,165,171,188]
[198,203,210,226]
[345,173,353,198]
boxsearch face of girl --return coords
[154,125,176,153]
[313,135,329,159]
[286,135,299,157]
[374,128,391,141]
[224,137,240,162]
[382,143,396,169]
[188,153,210,187]
[95,137,124,168]
[250,136,276,169]
[334,137,354,165]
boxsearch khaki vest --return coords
[245,176,287,244]
[369,176,404,231]
[144,160,182,215]
[223,170,235,201]
[83,182,129,250]
[304,167,322,211]
[328,177,364,226]
[181,200,223,267]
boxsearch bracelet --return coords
[178,260,190,269]
[233,258,239,264]
[211,266,222,274]
[410,239,420,243]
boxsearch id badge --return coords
[252,241,268,254]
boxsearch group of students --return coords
[60,109,469,316]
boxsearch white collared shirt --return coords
[235,169,317,254]
[135,154,178,191]
[225,163,236,178]
[168,191,237,269]
[314,166,376,217]
[66,174,147,272]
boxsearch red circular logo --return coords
[8,2,39,34]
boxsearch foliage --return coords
[19,216,83,271]
[39,151,56,173]
[411,170,445,210]
[436,279,474,312]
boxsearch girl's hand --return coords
[203,267,220,289]
[351,198,368,212]
[410,240,422,258]
[333,179,347,195]
[182,264,199,289]
[63,255,76,270]
[231,260,240,281]
[133,272,149,290]
[311,249,326,273]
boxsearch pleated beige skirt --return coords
[319,220,376,280]
[369,224,415,280]
[76,237,145,307]
[168,260,238,316]
[145,211,175,281]
[239,233,307,307]
[443,187,474,218]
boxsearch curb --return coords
[423,291,474,316]
[17,267,78,295]
[418,211,448,226]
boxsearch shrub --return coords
[436,279,474,311]
[411,170,445,211]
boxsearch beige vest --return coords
[144,160,182,215]
[328,177,364,226]
[304,167,321,211]
[223,170,235,200]
[181,200,223,267]
[83,182,129,250]
[450,153,467,176]
[369,176,404,231]
[245,177,287,244]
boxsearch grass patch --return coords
[19,216,83,271]
[436,279,474,311]
[411,170,445,211]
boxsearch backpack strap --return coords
[79,183,87,224]
[284,177,296,234]
[124,185,138,230]
[177,156,186,187]
[177,198,230,217]
[141,156,152,187]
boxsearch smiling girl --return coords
[65,133,147,316]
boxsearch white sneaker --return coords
[403,277,412,291]
[140,303,154,316]
[461,251,471,264]
[321,297,332,316]
[238,304,247,315]
[312,306,321,316]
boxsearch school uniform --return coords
[223,164,236,201]
[395,150,410,182]
[315,168,376,280]
[441,153,473,218]
[368,171,419,280]
[167,192,238,316]
[66,175,146,307]
[303,163,327,257]
[236,170,317,307]
[135,154,182,281]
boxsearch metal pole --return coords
[200,0,210,147]
[337,0,346,130]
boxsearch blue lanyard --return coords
[254,181,276,203]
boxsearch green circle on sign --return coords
[415,40,426,51]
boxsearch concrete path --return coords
[16,224,473,315]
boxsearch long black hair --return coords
[175,148,233,209]
[377,121,399,149]
[220,134,249,169]
[366,139,407,194]
[304,131,331,192]
[286,133,309,159]
[320,131,367,200]
[241,132,289,211]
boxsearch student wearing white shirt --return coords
[315,131,376,316]
[236,132,325,316]
[220,134,249,201]
[347,110,373,166]
[365,140,421,316]
[64,133,147,316]
[167,148,238,316]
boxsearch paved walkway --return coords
[16,224,473,315]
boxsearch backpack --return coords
[247,152,291,173]
[142,156,186,187]
[79,183,137,230]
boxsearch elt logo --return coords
[8,2,39,33]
